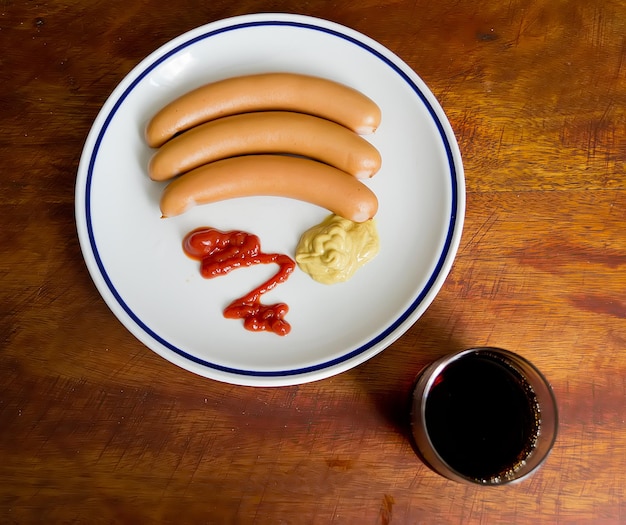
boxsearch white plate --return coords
[75,13,465,386]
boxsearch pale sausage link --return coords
[149,111,382,182]
[145,73,381,148]
[159,155,378,222]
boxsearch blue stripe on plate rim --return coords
[83,17,461,379]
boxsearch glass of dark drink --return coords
[410,347,558,485]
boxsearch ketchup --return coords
[183,227,296,336]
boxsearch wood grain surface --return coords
[1,0,625,523]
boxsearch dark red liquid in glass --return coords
[424,353,540,482]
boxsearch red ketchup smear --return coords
[183,227,296,336]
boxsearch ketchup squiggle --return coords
[183,227,295,336]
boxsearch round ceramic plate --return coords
[75,13,465,386]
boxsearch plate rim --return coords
[75,13,466,386]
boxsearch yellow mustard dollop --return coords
[295,214,379,284]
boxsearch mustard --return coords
[295,214,379,284]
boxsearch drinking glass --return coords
[410,347,558,485]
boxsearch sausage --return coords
[145,73,381,148]
[148,111,382,182]
[159,155,378,222]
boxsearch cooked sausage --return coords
[145,73,381,148]
[148,111,382,181]
[159,155,378,222]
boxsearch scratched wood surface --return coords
[1,0,625,523]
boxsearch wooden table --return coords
[2,0,625,522]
